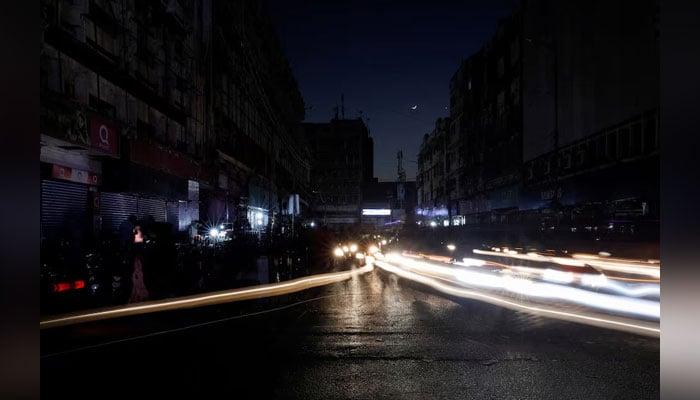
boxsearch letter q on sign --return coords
[99,124,110,146]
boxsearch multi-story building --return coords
[448,8,523,225]
[40,0,309,249]
[441,0,658,228]
[361,180,417,231]
[416,117,452,226]
[303,118,374,229]
[520,0,659,220]
[207,1,309,236]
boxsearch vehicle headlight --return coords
[581,273,607,287]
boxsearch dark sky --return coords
[265,0,518,181]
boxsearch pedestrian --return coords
[119,215,138,250]
[140,215,155,242]
[128,224,149,303]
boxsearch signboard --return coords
[89,118,120,156]
[362,208,391,216]
[130,138,214,183]
[51,164,101,186]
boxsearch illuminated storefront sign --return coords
[89,117,120,156]
[362,208,391,216]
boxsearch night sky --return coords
[264,0,518,182]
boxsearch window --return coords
[510,39,520,65]
[84,17,116,57]
[643,116,657,153]
[618,128,630,158]
[497,91,505,117]
[606,132,617,160]
[576,148,586,166]
[595,136,605,162]
[631,123,642,156]
[89,95,116,119]
[563,152,572,169]
[510,78,520,104]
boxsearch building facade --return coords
[361,181,417,231]
[416,117,452,226]
[520,0,659,219]
[303,118,374,229]
[430,0,659,229]
[40,0,309,249]
[445,8,524,226]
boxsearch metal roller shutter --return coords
[100,192,138,234]
[137,197,166,223]
[41,180,89,242]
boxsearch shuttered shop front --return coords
[100,193,170,234]
[41,180,89,242]
[99,192,138,234]
[137,197,167,222]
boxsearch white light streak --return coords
[380,254,660,321]
[374,259,659,337]
[41,265,375,329]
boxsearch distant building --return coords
[440,0,659,227]
[361,181,417,231]
[302,118,374,229]
[40,0,309,247]
[520,0,659,217]
[416,118,453,226]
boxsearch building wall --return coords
[520,0,659,209]
[522,0,659,162]
[434,0,659,223]
[446,7,523,218]
[303,118,374,228]
[416,118,451,221]
[40,0,310,243]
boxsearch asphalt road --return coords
[41,264,659,399]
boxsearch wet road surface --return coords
[41,264,659,399]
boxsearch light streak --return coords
[41,264,375,329]
[411,251,659,298]
[475,249,661,279]
[374,259,659,337]
[382,254,660,320]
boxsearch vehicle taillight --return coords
[51,280,86,293]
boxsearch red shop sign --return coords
[89,118,120,156]
[51,164,101,186]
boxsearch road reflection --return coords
[42,244,661,338]
[40,264,374,329]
